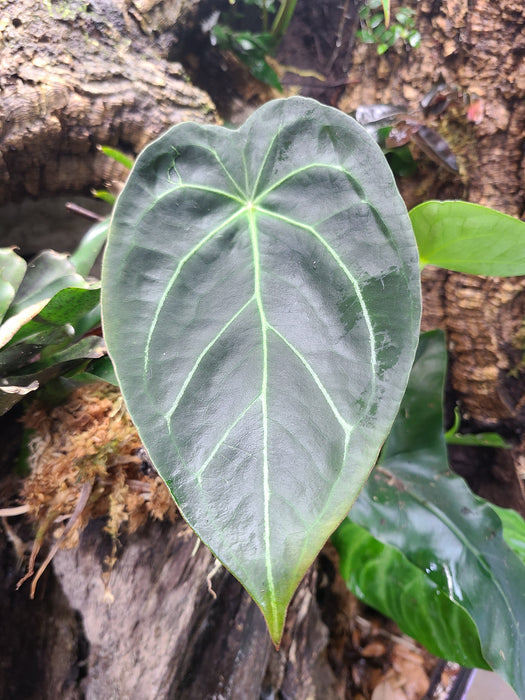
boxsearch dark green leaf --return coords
[8,251,88,318]
[332,519,489,668]
[347,331,525,696]
[0,336,104,415]
[102,97,421,643]
[411,201,525,275]
[212,26,281,89]
[76,355,118,385]
[0,377,40,415]
[0,287,100,374]
[38,335,105,367]
[9,286,100,341]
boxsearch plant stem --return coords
[271,0,297,41]
[262,0,268,32]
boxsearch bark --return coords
[0,515,344,700]
[0,0,216,206]
[337,0,525,508]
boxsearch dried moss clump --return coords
[18,382,177,595]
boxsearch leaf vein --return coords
[268,324,352,435]
[143,207,247,378]
[165,296,256,425]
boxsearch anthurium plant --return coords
[96,96,525,695]
[102,97,422,641]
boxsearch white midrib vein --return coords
[141,155,379,626]
[247,202,278,620]
[256,205,378,385]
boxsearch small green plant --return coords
[209,0,298,89]
[0,143,133,415]
[357,0,420,54]
[0,221,109,415]
[100,97,525,697]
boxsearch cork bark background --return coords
[1,0,525,698]
[0,0,216,203]
[336,0,525,508]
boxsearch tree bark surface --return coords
[2,1,525,698]
[338,0,525,508]
[0,0,215,205]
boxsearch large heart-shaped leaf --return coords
[102,97,421,641]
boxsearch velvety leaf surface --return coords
[102,97,421,641]
[0,248,26,323]
[332,519,489,668]
[346,331,525,696]
[411,200,525,276]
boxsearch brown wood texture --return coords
[339,0,525,433]
[0,516,342,700]
[0,0,215,205]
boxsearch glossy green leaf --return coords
[0,248,26,323]
[332,519,489,668]
[102,97,421,642]
[7,251,88,318]
[7,286,100,343]
[76,355,119,386]
[491,505,525,567]
[70,219,110,276]
[0,287,100,374]
[346,331,525,697]
[411,200,525,275]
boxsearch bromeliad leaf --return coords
[101,97,421,642]
[0,248,26,324]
